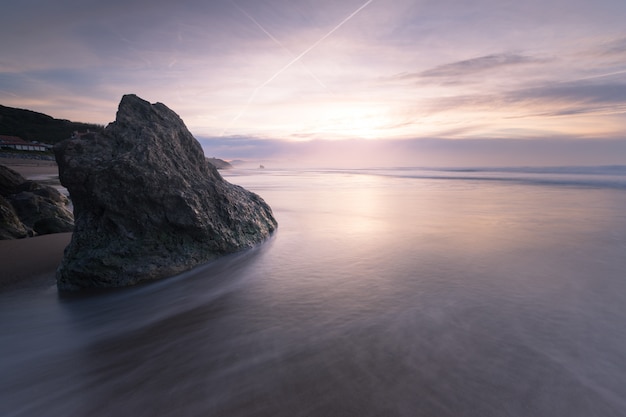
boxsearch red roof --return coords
[0,135,29,145]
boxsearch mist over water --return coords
[2,167,626,416]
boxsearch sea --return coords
[2,166,626,417]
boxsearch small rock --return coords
[0,164,74,239]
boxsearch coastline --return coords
[1,157,68,292]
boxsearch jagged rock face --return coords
[0,164,74,239]
[53,94,277,291]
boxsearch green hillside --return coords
[0,104,103,144]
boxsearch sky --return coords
[1,0,626,167]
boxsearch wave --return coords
[420,165,626,176]
[325,165,626,190]
[225,165,626,190]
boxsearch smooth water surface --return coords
[2,167,626,416]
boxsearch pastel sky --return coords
[1,0,626,167]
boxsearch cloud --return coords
[3,0,626,147]
[511,81,626,104]
[198,134,626,168]
[421,54,538,78]
[413,75,626,120]
[498,80,626,120]
[395,53,541,81]
[597,36,626,57]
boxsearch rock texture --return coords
[0,164,74,239]
[53,94,277,291]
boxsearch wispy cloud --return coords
[598,36,626,57]
[395,53,541,81]
[509,81,626,105]
[503,80,626,119]
[418,78,626,119]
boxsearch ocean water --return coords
[2,166,626,416]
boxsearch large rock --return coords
[53,94,277,291]
[0,164,74,239]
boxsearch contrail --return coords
[231,1,283,48]
[231,1,329,91]
[576,69,626,81]
[223,0,374,135]
[257,0,374,91]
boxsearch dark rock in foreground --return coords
[54,94,277,291]
[0,164,74,239]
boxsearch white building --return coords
[0,135,48,152]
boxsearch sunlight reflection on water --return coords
[2,168,626,416]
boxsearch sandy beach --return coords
[0,157,59,178]
[1,158,69,292]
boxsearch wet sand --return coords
[3,168,626,416]
[0,157,59,179]
[0,232,71,291]
[1,158,68,292]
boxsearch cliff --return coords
[0,104,103,144]
[206,157,233,169]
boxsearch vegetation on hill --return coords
[206,157,233,169]
[0,104,104,144]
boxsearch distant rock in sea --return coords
[0,164,74,239]
[54,94,277,291]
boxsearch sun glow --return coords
[311,103,393,139]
